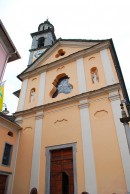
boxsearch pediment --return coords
[24,39,102,74]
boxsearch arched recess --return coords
[23,127,32,134]
[89,56,95,61]
[90,67,99,83]
[50,73,73,98]
[30,88,36,102]
[32,77,37,82]
[94,110,108,118]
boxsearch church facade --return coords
[12,20,130,194]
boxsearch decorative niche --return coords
[50,73,73,98]
[90,67,99,84]
[23,127,32,134]
[30,88,36,102]
[94,110,108,118]
[55,49,66,58]
[32,77,37,82]
[89,56,95,61]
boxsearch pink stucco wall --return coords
[0,44,8,81]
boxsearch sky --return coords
[0,0,130,114]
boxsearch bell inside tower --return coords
[38,37,45,48]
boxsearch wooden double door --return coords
[0,175,7,194]
[50,148,74,194]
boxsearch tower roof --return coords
[38,19,54,31]
[30,19,56,40]
[38,19,54,32]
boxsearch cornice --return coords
[23,39,102,75]
[13,83,120,118]
[19,41,110,81]
[0,116,22,131]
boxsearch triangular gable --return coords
[24,39,103,74]
[37,40,101,68]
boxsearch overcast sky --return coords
[1,0,130,114]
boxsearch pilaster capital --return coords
[15,117,23,125]
[108,91,120,102]
[78,100,89,109]
[35,111,44,120]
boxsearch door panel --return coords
[50,148,74,194]
[0,175,7,194]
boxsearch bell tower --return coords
[28,19,56,65]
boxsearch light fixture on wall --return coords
[2,103,9,115]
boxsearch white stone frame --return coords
[45,143,77,194]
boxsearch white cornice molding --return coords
[14,83,120,118]
[0,117,21,131]
[19,41,110,81]
[59,40,99,47]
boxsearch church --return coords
[11,20,130,194]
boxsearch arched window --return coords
[38,37,45,48]
[50,74,73,98]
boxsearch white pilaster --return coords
[109,91,130,192]
[79,100,97,194]
[76,58,87,93]
[38,72,46,106]
[17,79,28,111]
[124,123,130,152]
[100,49,115,85]
[30,112,43,190]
